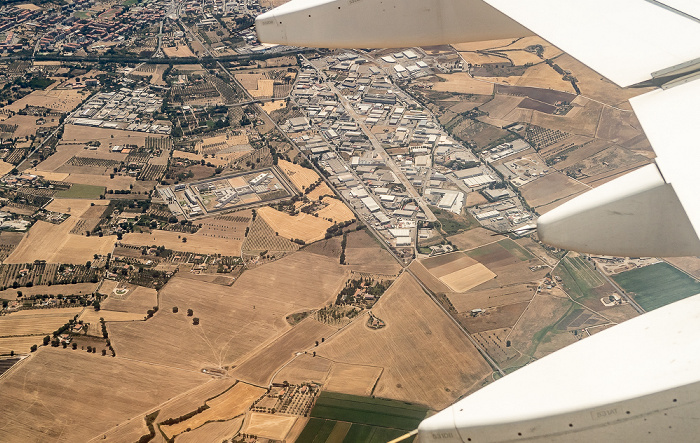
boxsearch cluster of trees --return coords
[160,404,209,426]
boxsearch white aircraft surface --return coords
[256,1,700,441]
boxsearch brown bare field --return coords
[448,283,535,313]
[161,382,266,438]
[452,39,520,52]
[478,95,524,123]
[666,257,700,280]
[325,363,383,396]
[516,62,576,93]
[0,336,43,354]
[231,317,336,385]
[408,261,451,294]
[459,301,530,333]
[163,45,195,58]
[472,328,520,366]
[317,272,491,409]
[465,191,488,207]
[62,124,151,148]
[260,100,287,114]
[65,173,135,191]
[0,347,208,443]
[175,417,244,443]
[108,252,347,371]
[2,114,59,138]
[195,212,251,242]
[243,413,297,440]
[5,88,87,113]
[155,378,237,424]
[554,53,653,106]
[98,415,150,443]
[121,229,243,256]
[22,168,69,181]
[0,307,83,337]
[507,291,574,358]
[433,73,494,95]
[531,96,603,137]
[344,230,402,275]
[258,206,332,244]
[447,228,500,251]
[0,160,14,177]
[102,284,158,314]
[0,283,97,299]
[272,353,332,384]
[6,199,115,264]
[519,172,589,211]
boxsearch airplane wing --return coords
[256,0,700,257]
[256,2,700,438]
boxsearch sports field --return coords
[613,262,700,311]
[296,392,426,443]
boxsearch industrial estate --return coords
[0,0,697,442]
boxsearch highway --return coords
[596,267,646,314]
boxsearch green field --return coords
[613,262,700,311]
[498,238,533,261]
[556,255,605,300]
[55,184,105,199]
[296,392,427,443]
[431,206,479,236]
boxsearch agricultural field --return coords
[101,284,158,314]
[258,206,333,244]
[613,262,700,311]
[316,272,492,409]
[272,353,333,385]
[4,88,88,113]
[108,252,348,371]
[242,215,300,254]
[121,229,244,256]
[519,172,589,213]
[55,183,105,199]
[161,382,266,438]
[0,347,208,443]
[231,317,336,385]
[447,227,501,251]
[0,336,44,355]
[0,307,83,339]
[242,413,298,441]
[433,73,495,95]
[344,229,402,276]
[324,363,383,396]
[296,392,427,443]
[174,417,244,443]
[6,199,115,264]
[419,252,496,292]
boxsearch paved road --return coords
[597,267,645,314]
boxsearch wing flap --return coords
[484,0,700,86]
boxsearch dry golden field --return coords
[0,307,83,338]
[0,336,42,354]
[317,272,491,409]
[231,317,336,385]
[324,362,383,396]
[161,382,265,438]
[278,159,319,191]
[242,413,297,441]
[121,229,244,256]
[101,284,158,314]
[79,309,145,331]
[0,347,208,443]
[315,197,355,224]
[260,100,287,114]
[433,73,495,95]
[1,114,59,138]
[6,199,114,264]
[108,252,348,371]
[163,45,195,58]
[258,206,332,244]
[272,353,332,385]
[0,283,97,299]
[5,88,87,113]
[175,417,244,443]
